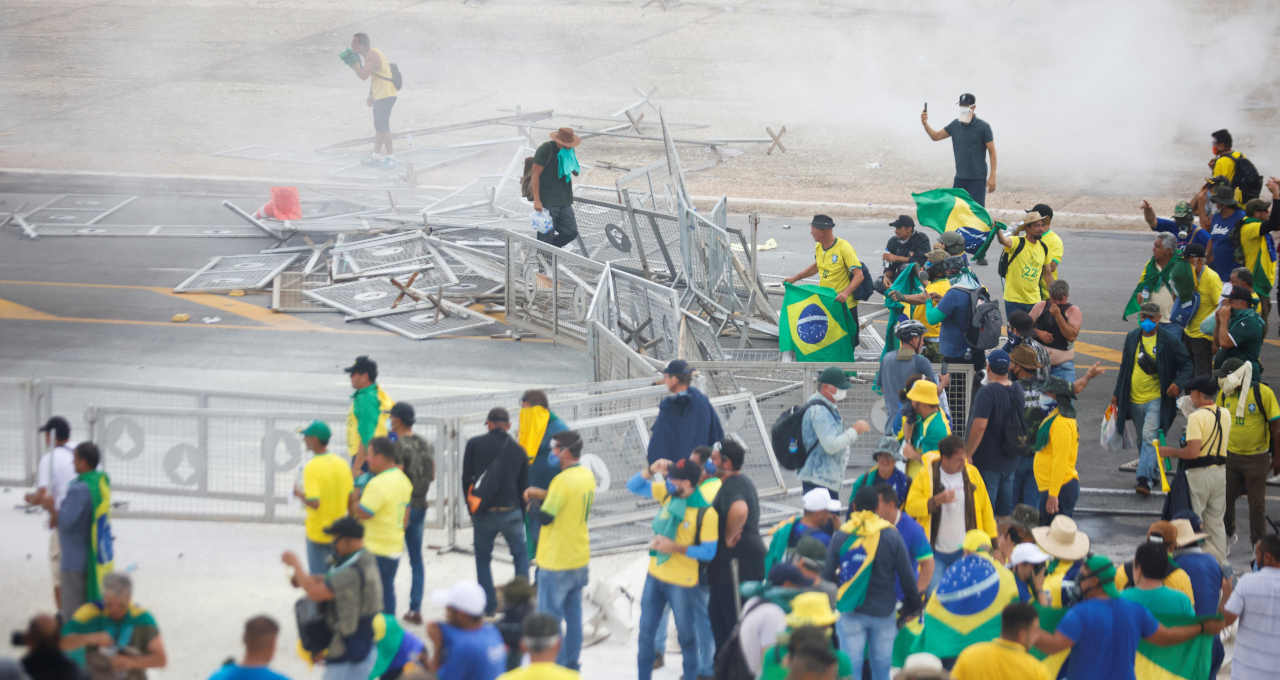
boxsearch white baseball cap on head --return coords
[431,581,487,617]
[1010,542,1051,567]
[803,488,840,513]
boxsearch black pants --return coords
[953,177,986,206]
[1183,335,1214,380]
[708,557,764,651]
[372,96,396,133]
[536,204,579,248]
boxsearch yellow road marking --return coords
[1073,340,1122,364]
[0,296,58,320]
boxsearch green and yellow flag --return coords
[80,469,114,603]
[1243,217,1276,296]
[779,282,857,362]
[833,511,894,612]
[892,553,1019,663]
[911,188,1002,259]
[1123,255,1195,320]
[1029,605,1214,680]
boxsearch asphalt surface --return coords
[2,171,1277,572]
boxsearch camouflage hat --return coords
[1172,201,1193,219]
[1209,182,1238,207]
[1244,198,1270,215]
[926,246,949,265]
[938,231,966,255]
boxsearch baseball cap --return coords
[324,516,364,539]
[389,402,415,426]
[1028,203,1053,219]
[1010,542,1050,567]
[1139,302,1162,317]
[299,420,332,444]
[1184,243,1206,258]
[889,215,915,229]
[802,487,843,513]
[1227,286,1255,302]
[986,349,1011,375]
[810,214,835,230]
[793,536,828,571]
[817,366,852,389]
[667,457,703,485]
[957,93,976,107]
[767,562,812,587]
[938,231,966,255]
[662,359,691,376]
[1215,357,1246,378]
[1245,198,1270,215]
[431,581,487,618]
[37,416,71,441]
[343,355,377,376]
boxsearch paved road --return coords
[2,172,1276,571]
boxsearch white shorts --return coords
[48,531,61,582]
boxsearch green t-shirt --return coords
[533,141,573,208]
[1118,585,1194,618]
[1215,308,1264,376]
[760,642,852,680]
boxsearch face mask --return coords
[547,453,560,468]
[1139,319,1157,333]
[958,107,973,120]
[705,459,717,476]
[834,389,848,401]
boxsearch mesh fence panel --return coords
[0,379,33,484]
[503,232,605,345]
[588,267,683,362]
[589,321,663,382]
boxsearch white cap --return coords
[1010,542,1051,567]
[903,652,944,671]
[431,581,487,617]
[803,488,842,513]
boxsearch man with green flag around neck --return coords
[822,485,922,680]
[1125,232,1196,323]
[1236,190,1278,328]
[48,442,113,622]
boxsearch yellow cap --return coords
[785,591,839,628]
[963,529,992,553]
[905,379,939,406]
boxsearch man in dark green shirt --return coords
[1215,286,1265,375]
[530,127,582,248]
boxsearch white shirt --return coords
[36,443,77,511]
[935,468,967,553]
[1225,566,1280,680]
[738,598,788,677]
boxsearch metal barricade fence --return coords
[0,378,37,485]
[503,231,606,346]
[84,405,457,527]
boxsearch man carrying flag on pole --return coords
[783,215,865,359]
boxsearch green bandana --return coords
[557,147,579,184]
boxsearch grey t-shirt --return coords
[944,116,993,180]
[878,349,936,428]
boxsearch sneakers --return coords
[1135,477,1152,496]
[402,611,422,625]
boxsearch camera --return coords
[11,631,26,647]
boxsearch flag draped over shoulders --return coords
[1123,255,1195,320]
[834,511,893,612]
[80,470,114,603]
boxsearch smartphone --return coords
[924,102,928,113]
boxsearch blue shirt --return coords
[1174,549,1225,618]
[208,665,291,680]
[56,479,91,573]
[1057,598,1159,680]
[437,623,506,680]
[894,512,931,602]
[1154,218,1209,251]
[1208,210,1245,281]
[791,520,835,547]
[931,285,974,359]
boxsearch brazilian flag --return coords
[779,282,857,362]
[1030,605,1215,679]
[892,553,1019,663]
[912,188,1002,260]
[80,469,114,603]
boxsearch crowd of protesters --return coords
[12,115,1280,680]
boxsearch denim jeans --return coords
[931,549,963,591]
[1012,455,1039,508]
[306,539,332,575]
[637,574,700,680]
[473,508,529,616]
[537,566,589,670]
[1129,399,1162,483]
[1039,478,1080,524]
[1050,360,1076,383]
[536,204,580,248]
[405,506,426,612]
[375,555,399,614]
[323,647,376,680]
[980,467,1016,517]
[652,589,714,677]
[836,611,897,680]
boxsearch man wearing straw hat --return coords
[1031,515,1089,608]
[1033,554,1224,678]
[1169,512,1228,679]
[530,127,583,248]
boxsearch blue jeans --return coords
[1013,455,1040,508]
[1050,360,1076,383]
[323,647,376,680]
[836,611,897,680]
[537,566,589,670]
[405,506,426,612]
[1129,399,1162,483]
[931,548,963,591]
[1005,301,1035,320]
[652,589,713,677]
[306,539,332,575]
[536,204,580,248]
[473,508,529,616]
[637,575,700,680]
[1039,479,1080,525]
[980,468,1016,517]
[375,555,399,614]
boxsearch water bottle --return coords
[531,210,554,234]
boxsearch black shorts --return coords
[372,96,396,133]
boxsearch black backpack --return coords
[1227,151,1262,201]
[998,237,1048,280]
[374,63,403,91]
[521,156,537,201]
[713,599,771,680]
[295,598,332,654]
[770,400,839,470]
[965,287,1003,350]
[1000,387,1031,457]
[853,261,875,301]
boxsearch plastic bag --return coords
[1100,403,1132,450]
[531,209,554,234]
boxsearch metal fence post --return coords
[197,393,210,493]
